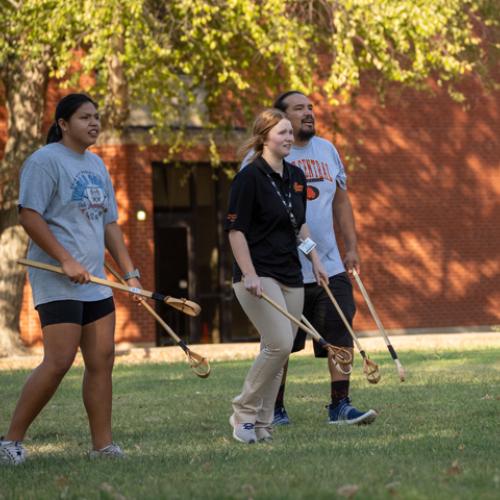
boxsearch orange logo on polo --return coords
[293,182,304,193]
[227,213,237,222]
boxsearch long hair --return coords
[238,108,287,163]
[46,93,97,144]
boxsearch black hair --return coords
[46,93,98,144]
[273,91,305,112]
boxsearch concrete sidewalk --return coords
[0,331,499,371]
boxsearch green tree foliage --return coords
[70,0,313,132]
[312,0,499,102]
[64,0,500,126]
[0,0,498,353]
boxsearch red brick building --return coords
[7,78,500,346]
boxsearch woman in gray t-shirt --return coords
[0,94,140,464]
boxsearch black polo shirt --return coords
[225,156,307,286]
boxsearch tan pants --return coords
[232,278,304,428]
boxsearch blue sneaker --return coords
[328,398,377,425]
[272,407,290,426]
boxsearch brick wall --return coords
[10,77,500,345]
[329,81,500,331]
[98,144,156,343]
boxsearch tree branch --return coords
[2,0,21,10]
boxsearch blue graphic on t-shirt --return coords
[71,171,108,220]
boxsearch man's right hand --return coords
[243,273,262,297]
[343,249,360,276]
[61,258,90,284]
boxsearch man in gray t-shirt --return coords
[269,91,377,426]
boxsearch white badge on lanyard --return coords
[298,237,316,255]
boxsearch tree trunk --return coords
[0,58,49,357]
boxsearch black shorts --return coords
[292,272,355,357]
[36,298,115,328]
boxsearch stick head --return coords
[363,357,381,384]
[326,344,353,375]
[187,350,211,378]
[326,344,353,366]
[165,297,201,317]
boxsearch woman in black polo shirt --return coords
[225,108,327,444]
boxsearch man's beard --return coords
[297,126,315,141]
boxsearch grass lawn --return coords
[1,347,499,499]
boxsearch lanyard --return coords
[264,165,299,237]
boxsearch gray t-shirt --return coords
[19,143,118,306]
[242,136,347,284]
[286,136,347,283]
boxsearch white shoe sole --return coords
[329,409,378,426]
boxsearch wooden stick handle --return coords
[260,293,318,339]
[19,258,159,300]
[320,279,364,354]
[104,263,183,346]
[260,293,333,350]
[351,269,391,345]
[105,262,210,377]
[299,313,341,352]
[300,314,320,341]
[20,259,201,317]
[352,269,405,381]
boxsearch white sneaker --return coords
[229,415,257,444]
[0,437,27,465]
[89,443,125,459]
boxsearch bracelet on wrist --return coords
[123,268,141,281]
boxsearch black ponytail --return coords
[46,93,97,144]
[46,122,63,144]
